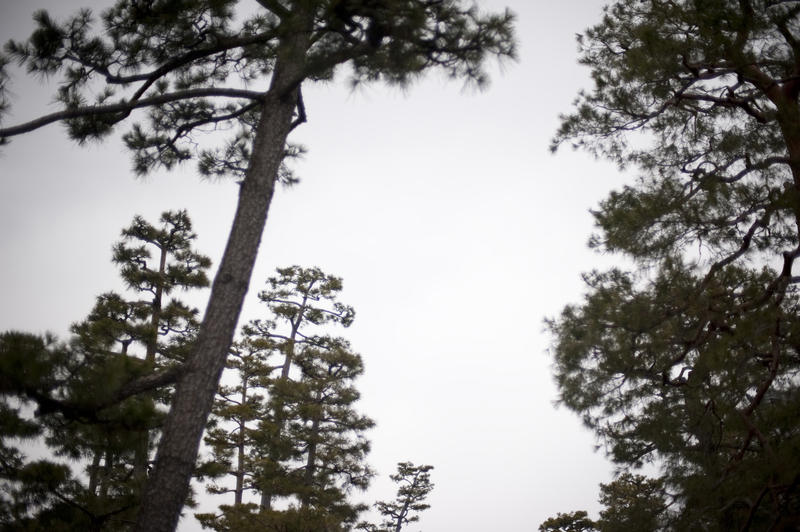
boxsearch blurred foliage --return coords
[547,0,800,529]
[0,211,209,529]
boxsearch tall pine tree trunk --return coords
[99,449,114,501]
[235,379,248,506]
[395,500,410,532]
[146,243,168,365]
[301,412,321,507]
[134,245,167,484]
[88,450,102,495]
[134,23,311,531]
[260,304,306,509]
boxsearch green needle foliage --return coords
[281,340,374,522]
[595,474,667,532]
[549,1,800,530]
[538,475,666,532]
[103,209,211,367]
[0,211,210,531]
[250,266,357,510]
[200,335,276,507]
[359,462,434,532]
[0,4,515,528]
[539,510,598,532]
[197,266,373,531]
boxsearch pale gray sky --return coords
[0,1,632,530]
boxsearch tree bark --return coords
[134,244,167,483]
[88,450,102,495]
[100,449,113,500]
[395,502,409,532]
[260,295,306,509]
[134,23,311,531]
[235,378,248,506]
[146,242,168,365]
[301,411,321,506]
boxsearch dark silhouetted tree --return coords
[0,211,210,530]
[359,462,434,532]
[538,475,666,532]
[595,474,667,532]
[550,0,800,529]
[0,3,515,529]
[538,511,597,532]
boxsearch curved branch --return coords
[60,29,279,89]
[703,209,772,282]
[29,364,183,422]
[126,30,279,102]
[253,0,289,18]
[678,90,770,123]
[115,364,184,400]
[0,88,266,139]
[159,100,262,155]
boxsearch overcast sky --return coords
[0,1,635,530]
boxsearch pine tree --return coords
[0,332,114,530]
[538,511,598,532]
[199,339,374,531]
[78,210,210,491]
[359,462,434,532]
[250,265,356,509]
[111,210,211,366]
[0,211,210,530]
[538,475,666,532]
[550,0,800,528]
[281,339,374,524]
[200,335,276,507]
[595,474,667,532]
[0,4,515,528]
[198,268,373,530]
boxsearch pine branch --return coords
[0,88,266,140]
[27,364,183,423]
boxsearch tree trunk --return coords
[145,243,168,365]
[235,379,247,506]
[88,450,102,495]
[134,24,311,531]
[99,449,113,501]
[260,301,305,509]
[134,242,166,483]
[132,428,151,486]
[395,498,411,532]
[301,412,321,507]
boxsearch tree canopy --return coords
[538,475,666,532]
[0,2,516,530]
[550,0,800,529]
[358,461,434,532]
[0,211,210,531]
[198,266,374,530]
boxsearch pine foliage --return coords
[549,1,800,529]
[0,3,516,527]
[0,211,210,530]
[197,266,374,531]
[358,461,434,532]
